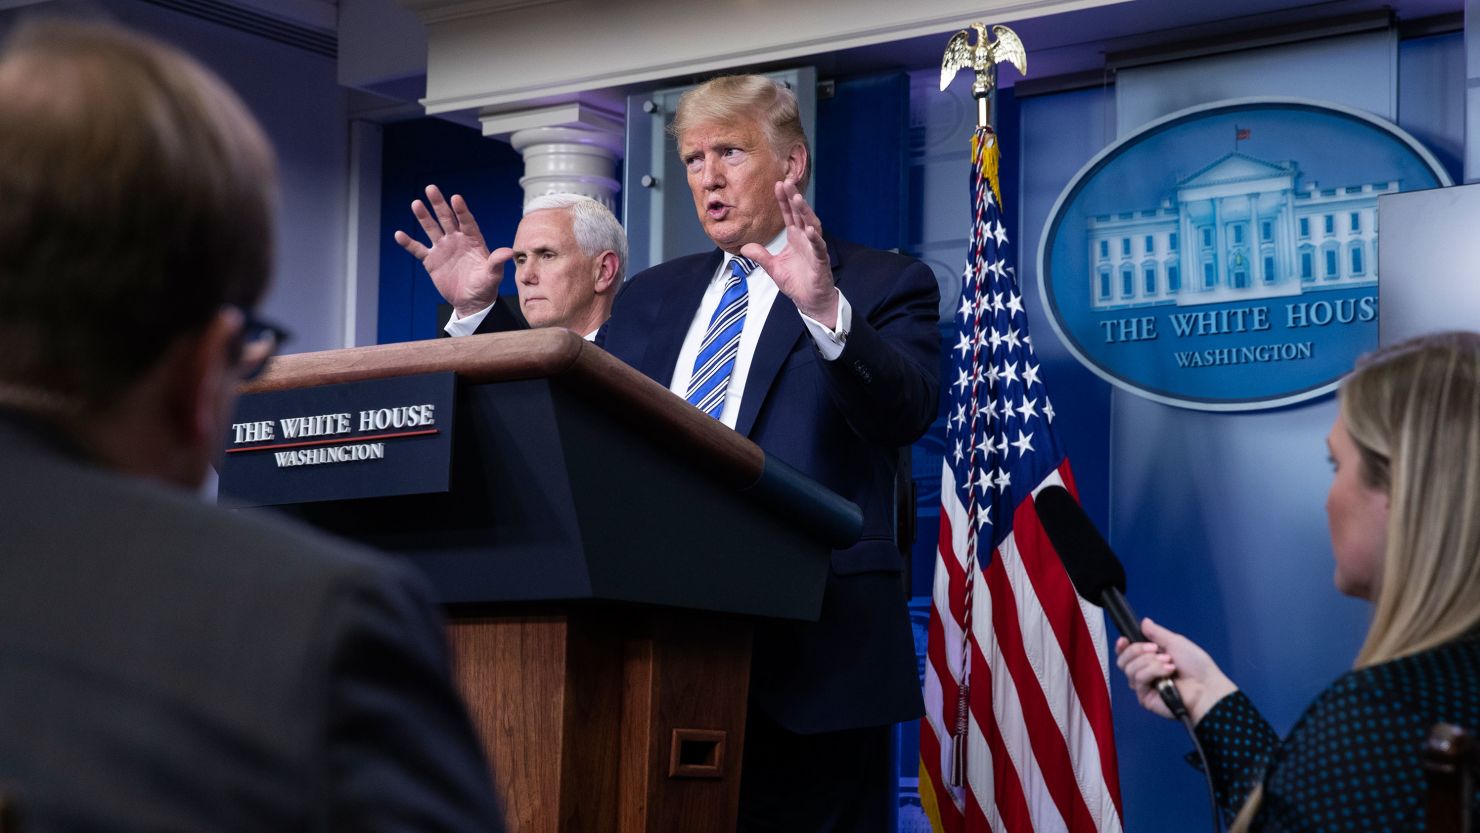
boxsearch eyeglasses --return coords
[232,309,289,381]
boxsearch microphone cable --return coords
[1175,709,1224,833]
[1157,675,1222,832]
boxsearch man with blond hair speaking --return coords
[599,75,940,833]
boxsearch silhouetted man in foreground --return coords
[0,20,506,832]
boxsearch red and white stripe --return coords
[922,461,1123,833]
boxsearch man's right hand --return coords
[393,185,513,319]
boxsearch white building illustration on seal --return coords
[1087,152,1389,310]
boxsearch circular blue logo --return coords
[1037,98,1451,411]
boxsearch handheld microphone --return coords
[1033,485,1189,721]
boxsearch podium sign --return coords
[220,372,456,506]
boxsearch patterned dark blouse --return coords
[1193,635,1480,832]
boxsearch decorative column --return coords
[480,104,624,210]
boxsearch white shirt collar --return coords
[717,230,787,282]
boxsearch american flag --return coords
[919,128,1124,833]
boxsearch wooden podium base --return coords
[449,608,753,833]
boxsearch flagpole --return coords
[927,24,1125,833]
[936,20,1024,793]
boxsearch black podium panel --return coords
[279,377,828,621]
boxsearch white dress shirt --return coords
[667,230,852,429]
[442,304,492,338]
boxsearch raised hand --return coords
[393,185,511,318]
[1115,617,1238,724]
[741,180,839,329]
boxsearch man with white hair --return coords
[396,187,626,340]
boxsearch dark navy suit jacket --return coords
[600,237,941,733]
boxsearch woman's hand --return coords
[1114,617,1238,724]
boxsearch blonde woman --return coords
[1118,331,1480,832]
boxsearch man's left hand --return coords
[742,181,839,329]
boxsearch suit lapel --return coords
[734,293,802,437]
[733,238,844,437]
[638,249,724,385]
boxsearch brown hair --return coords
[0,20,277,409]
[670,74,810,188]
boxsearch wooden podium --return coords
[235,329,859,833]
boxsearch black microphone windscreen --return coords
[1034,485,1127,602]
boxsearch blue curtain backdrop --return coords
[816,73,911,253]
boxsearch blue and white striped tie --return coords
[685,256,755,419]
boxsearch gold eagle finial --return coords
[940,23,1027,127]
